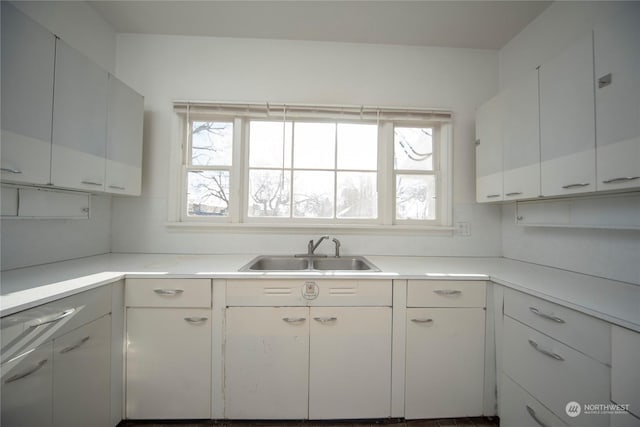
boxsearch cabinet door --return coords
[53,315,111,427]
[309,307,392,419]
[540,33,596,196]
[106,75,144,195]
[594,9,640,191]
[0,342,53,427]
[612,326,640,418]
[0,2,55,185]
[475,93,504,202]
[51,39,108,192]
[225,307,309,419]
[405,308,485,419]
[503,69,541,200]
[126,308,211,419]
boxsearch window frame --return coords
[171,103,453,231]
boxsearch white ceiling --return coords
[90,1,551,50]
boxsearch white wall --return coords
[498,1,640,284]
[111,34,502,256]
[0,2,117,271]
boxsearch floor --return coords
[118,417,499,427]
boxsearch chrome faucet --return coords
[308,235,330,255]
[332,238,341,257]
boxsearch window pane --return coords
[396,174,436,220]
[187,170,229,217]
[337,172,377,219]
[191,122,233,166]
[248,169,291,217]
[293,171,334,218]
[293,122,336,169]
[336,123,377,170]
[249,121,292,168]
[394,127,433,171]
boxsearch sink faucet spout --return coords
[308,235,330,255]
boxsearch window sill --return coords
[165,222,454,236]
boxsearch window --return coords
[173,103,452,230]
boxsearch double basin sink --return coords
[240,255,380,272]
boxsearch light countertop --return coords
[1,253,638,331]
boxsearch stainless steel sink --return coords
[239,255,379,272]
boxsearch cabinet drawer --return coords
[226,280,392,307]
[125,279,211,308]
[612,326,640,418]
[504,288,611,364]
[500,373,569,427]
[503,316,610,427]
[407,281,486,307]
[1,286,111,364]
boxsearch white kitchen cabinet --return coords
[0,2,55,186]
[51,39,108,192]
[309,306,392,420]
[594,11,640,192]
[500,373,569,427]
[405,281,486,419]
[106,75,144,196]
[540,33,596,196]
[503,69,541,200]
[475,92,504,202]
[225,307,309,419]
[125,279,212,419]
[612,326,640,418]
[53,314,111,427]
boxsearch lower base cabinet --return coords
[500,373,569,427]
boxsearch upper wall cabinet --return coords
[594,11,640,191]
[106,75,144,196]
[51,39,109,192]
[502,69,540,201]
[475,93,504,202]
[539,33,596,197]
[0,2,55,186]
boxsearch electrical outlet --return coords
[455,221,471,236]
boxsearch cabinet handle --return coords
[433,289,462,296]
[529,307,565,323]
[411,318,434,324]
[184,317,208,324]
[81,180,103,186]
[4,359,48,384]
[602,176,639,184]
[313,317,337,323]
[486,194,501,199]
[561,182,589,189]
[505,192,523,196]
[1,167,22,174]
[26,308,76,328]
[516,216,524,221]
[526,405,550,427]
[60,336,90,354]
[153,289,184,296]
[282,317,306,323]
[597,73,612,89]
[475,139,481,146]
[528,339,564,361]
[108,185,126,190]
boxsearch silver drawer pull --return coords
[602,176,639,184]
[184,317,208,324]
[1,167,22,174]
[283,317,306,323]
[561,182,589,189]
[26,308,76,328]
[526,405,550,427]
[529,307,565,323]
[528,339,564,361]
[486,194,501,199]
[108,185,126,190]
[433,289,462,296]
[411,318,434,324]
[4,359,48,384]
[505,192,523,196]
[80,180,103,186]
[60,336,90,354]
[313,317,337,323]
[153,289,184,296]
